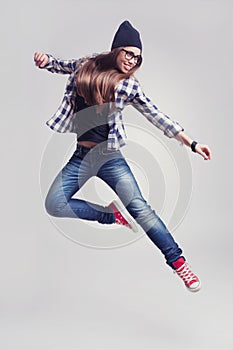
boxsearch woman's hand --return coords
[175,132,212,160]
[34,52,49,68]
[195,143,212,160]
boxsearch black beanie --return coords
[111,20,142,51]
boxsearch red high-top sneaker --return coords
[173,257,201,292]
[109,200,138,233]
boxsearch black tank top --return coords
[73,95,110,143]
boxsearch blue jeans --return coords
[45,143,184,268]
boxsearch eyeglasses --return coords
[121,49,142,65]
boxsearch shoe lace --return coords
[176,263,197,284]
[115,215,130,227]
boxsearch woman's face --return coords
[116,46,142,73]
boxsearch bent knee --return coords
[128,197,160,220]
[45,193,67,217]
[126,197,153,218]
[44,196,58,217]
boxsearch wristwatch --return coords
[191,141,198,152]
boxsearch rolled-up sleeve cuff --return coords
[164,123,184,138]
[39,54,54,69]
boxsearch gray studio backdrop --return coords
[1,0,233,349]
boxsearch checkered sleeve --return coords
[41,54,94,74]
[131,81,184,138]
[39,54,78,74]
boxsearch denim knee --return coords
[45,191,67,217]
[126,197,160,231]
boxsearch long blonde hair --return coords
[76,48,142,105]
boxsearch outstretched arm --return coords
[34,52,78,74]
[175,131,211,160]
[128,80,212,160]
[130,81,184,138]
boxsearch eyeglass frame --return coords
[121,48,142,66]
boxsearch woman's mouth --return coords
[123,62,132,71]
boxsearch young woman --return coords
[34,20,211,292]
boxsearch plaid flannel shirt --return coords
[41,54,184,150]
